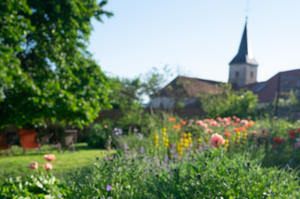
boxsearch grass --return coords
[0,143,112,179]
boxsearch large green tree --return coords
[0,0,112,128]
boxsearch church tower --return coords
[229,20,258,88]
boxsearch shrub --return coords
[87,121,123,149]
[200,85,258,118]
[87,124,111,149]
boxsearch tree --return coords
[0,0,112,128]
[141,65,174,101]
[200,85,258,118]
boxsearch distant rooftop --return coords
[152,76,225,98]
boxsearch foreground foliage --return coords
[1,116,300,198]
[1,150,299,199]
[0,0,112,128]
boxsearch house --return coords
[150,76,224,110]
[150,19,300,114]
[245,69,300,103]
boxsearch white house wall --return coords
[150,97,197,109]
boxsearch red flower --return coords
[181,121,187,126]
[289,130,296,139]
[273,137,284,144]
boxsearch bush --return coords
[200,85,258,118]
[87,124,111,149]
[87,121,123,149]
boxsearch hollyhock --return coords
[210,133,225,148]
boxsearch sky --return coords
[88,0,300,83]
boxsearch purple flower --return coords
[113,128,123,136]
[106,185,112,192]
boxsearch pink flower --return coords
[210,133,225,148]
[196,120,202,125]
[29,162,38,170]
[201,123,208,129]
[43,163,53,170]
[44,154,55,162]
[104,125,108,129]
[206,128,213,134]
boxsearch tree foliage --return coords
[0,0,112,128]
[200,85,258,118]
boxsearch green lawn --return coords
[0,143,112,179]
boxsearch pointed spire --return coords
[229,20,258,66]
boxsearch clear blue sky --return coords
[88,0,300,83]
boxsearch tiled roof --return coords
[244,69,300,103]
[152,76,225,98]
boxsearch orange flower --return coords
[181,121,187,126]
[224,130,231,137]
[239,127,246,132]
[233,122,239,126]
[29,162,38,170]
[169,117,176,122]
[44,154,56,162]
[210,133,225,148]
[43,163,53,171]
[234,128,240,133]
[173,124,181,130]
[248,120,254,127]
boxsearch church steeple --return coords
[228,19,259,88]
[229,20,258,66]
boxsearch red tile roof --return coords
[153,76,225,98]
[244,69,300,103]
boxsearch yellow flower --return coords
[154,135,159,148]
[225,139,229,147]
